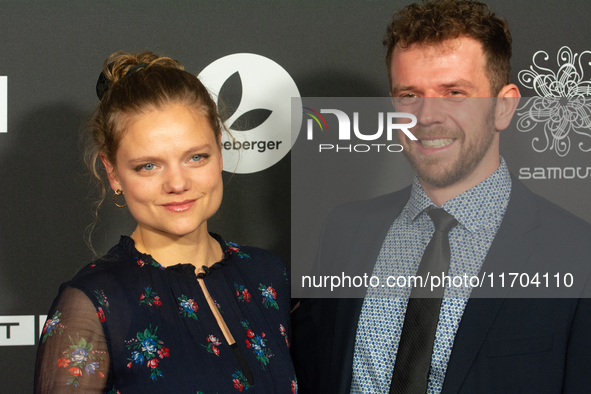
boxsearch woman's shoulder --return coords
[228,241,281,262]
[215,234,285,267]
[66,236,140,288]
[215,234,289,287]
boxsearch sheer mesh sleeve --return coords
[35,286,110,394]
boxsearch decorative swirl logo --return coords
[517,46,591,156]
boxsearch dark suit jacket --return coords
[292,177,591,393]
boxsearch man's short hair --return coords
[384,0,512,95]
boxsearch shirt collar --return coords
[405,157,512,232]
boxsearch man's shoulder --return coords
[512,177,591,238]
[538,194,591,232]
[316,185,413,273]
[328,185,412,220]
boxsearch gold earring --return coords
[112,189,127,208]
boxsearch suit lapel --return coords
[442,178,542,393]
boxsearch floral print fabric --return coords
[125,325,169,381]
[35,233,295,393]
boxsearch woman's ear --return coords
[100,152,122,192]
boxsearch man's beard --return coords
[402,104,497,188]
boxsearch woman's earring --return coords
[112,189,127,208]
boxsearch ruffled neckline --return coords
[116,232,233,278]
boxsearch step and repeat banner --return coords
[1,1,590,392]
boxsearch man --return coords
[291,1,591,393]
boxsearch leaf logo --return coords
[198,53,302,174]
[218,72,273,131]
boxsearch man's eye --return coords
[394,94,420,106]
[445,91,467,102]
[448,90,468,97]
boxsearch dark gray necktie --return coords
[389,208,458,394]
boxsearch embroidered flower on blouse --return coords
[59,335,107,387]
[226,241,250,259]
[201,335,222,356]
[280,324,290,348]
[259,284,279,309]
[134,256,164,269]
[234,284,252,302]
[241,320,273,370]
[178,294,199,320]
[41,311,65,343]
[139,286,162,307]
[125,325,169,381]
[94,290,110,322]
[291,376,298,394]
[232,370,253,391]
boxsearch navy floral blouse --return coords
[35,234,297,393]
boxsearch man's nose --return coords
[416,97,445,126]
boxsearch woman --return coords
[35,51,296,393]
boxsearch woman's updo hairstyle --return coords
[84,50,223,250]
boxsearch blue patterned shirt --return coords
[351,158,512,393]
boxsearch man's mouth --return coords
[419,138,454,148]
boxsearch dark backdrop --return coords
[1,1,590,392]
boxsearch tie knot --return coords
[427,207,458,233]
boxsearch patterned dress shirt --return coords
[350,158,512,393]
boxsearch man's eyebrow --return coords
[440,79,476,89]
[391,79,476,95]
[391,84,416,95]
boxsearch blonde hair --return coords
[84,50,223,252]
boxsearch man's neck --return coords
[420,156,501,206]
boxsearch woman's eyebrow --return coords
[126,145,213,164]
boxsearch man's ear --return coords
[99,152,122,192]
[494,83,521,131]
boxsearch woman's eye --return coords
[135,163,155,172]
[190,154,209,163]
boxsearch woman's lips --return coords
[162,200,196,212]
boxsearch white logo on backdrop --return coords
[0,315,35,346]
[199,54,302,174]
[517,46,591,156]
[0,76,6,133]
